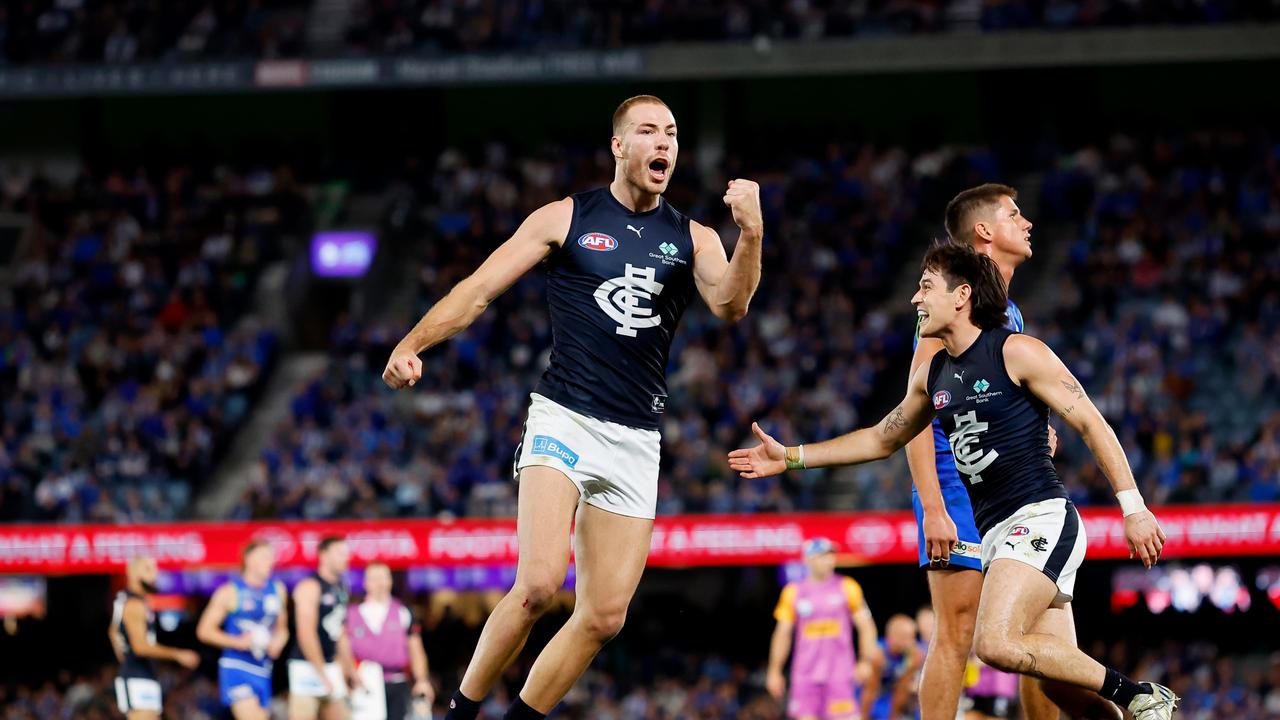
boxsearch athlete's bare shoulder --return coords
[688,219,722,251]
[1001,333,1052,368]
[522,196,575,249]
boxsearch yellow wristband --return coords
[785,445,806,470]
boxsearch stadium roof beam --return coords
[646,24,1280,79]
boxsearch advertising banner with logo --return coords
[0,505,1277,575]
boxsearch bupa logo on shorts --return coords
[578,232,618,252]
[136,686,161,702]
[933,390,951,409]
[532,435,579,468]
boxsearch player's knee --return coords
[510,578,560,616]
[578,605,627,644]
[973,633,1020,674]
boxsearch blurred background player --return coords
[382,95,763,720]
[197,541,289,720]
[767,537,878,720]
[290,536,356,720]
[109,558,201,720]
[964,658,1019,720]
[346,561,433,720]
[865,614,924,720]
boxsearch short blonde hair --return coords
[612,95,670,136]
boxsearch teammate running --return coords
[289,536,356,720]
[110,558,201,720]
[908,183,1114,720]
[383,95,763,720]
[730,242,1179,719]
[766,537,878,720]
[197,541,289,720]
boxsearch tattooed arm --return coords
[1002,335,1134,492]
[787,362,936,468]
[729,361,938,477]
[1003,334,1166,567]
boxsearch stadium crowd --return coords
[2,0,1275,66]
[0,162,294,523]
[1037,128,1280,508]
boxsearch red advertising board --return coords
[0,505,1276,574]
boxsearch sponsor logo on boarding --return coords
[933,390,952,409]
[531,435,580,468]
[578,232,618,252]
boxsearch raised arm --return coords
[383,197,572,389]
[904,334,959,564]
[196,584,252,652]
[1003,334,1166,567]
[690,180,762,323]
[729,359,937,478]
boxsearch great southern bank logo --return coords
[531,435,579,468]
[649,241,687,267]
[578,232,618,252]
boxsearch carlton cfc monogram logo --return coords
[949,410,1000,484]
[595,263,664,336]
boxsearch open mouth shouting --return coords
[648,157,670,183]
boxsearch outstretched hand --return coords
[727,423,788,479]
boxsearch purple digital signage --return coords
[310,230,377,278]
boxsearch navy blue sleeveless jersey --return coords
[290,574,348,664]
[533,187,698,430]
[112,590,157,679]
[926,327,1065,535]
[914,299,1024,490]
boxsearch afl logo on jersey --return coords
[933,390,951,409]
[578,232,618,252]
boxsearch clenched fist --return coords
[383,345,423,389]
[723,179,763,236]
